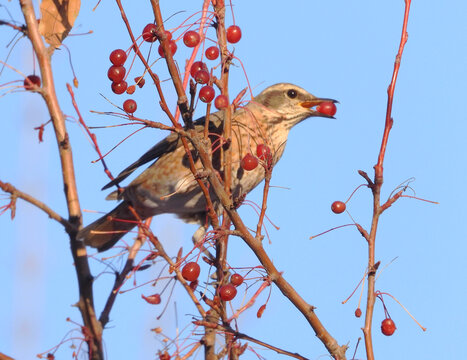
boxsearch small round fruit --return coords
[158,40,177,57]
[199,85,215,103]
[194,70,210,84]
[109,49,127,66]
[241,153,258,171]
[190,61,208,78]
[316,102,337,116]
[381,318,396,336]
[123,99,137,114]
[355,308,362,318]
[126,85,136,95]
[107,65,126,83]
[142,23,157,42]
[214,95,229,110]
[24,75,41,90]
[331,201,346,214]
[183,30,201,48]
[256,144,272,162]
[226,25,242,43]
[219,284,237,301]
[182,262,200,282]
[230,273,243,286]
[205,46,220,60]
[111,81,128,95]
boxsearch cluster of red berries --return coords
[218,273,244,301]
[108,49,128,95]
[241,144,272,171]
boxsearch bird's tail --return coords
[78,202,138,252]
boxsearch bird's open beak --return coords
[300,98,339,118]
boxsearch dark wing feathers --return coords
[101,111,224,191]
[102,135,179,190]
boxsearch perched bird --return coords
[79,83,336,251]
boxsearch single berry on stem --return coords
[241,153,258,171]
[123,99,137,114]
[230,273,243,286]
[219,284,237,301]
[381,318,396,336]
[226,25,242,43]
[355,308,362,318]
[194,70,210,84]
[107,65,126,83]
[331,201,346,214]
[181,262,200,282]
[111,81,128,95]
[158,40,177,57]
[183,30,201,48]
[190,61,208,78]
[199,85,215,103]
[142,23,157,42]
[126,85,136,95]
[214,94,229,110]
[256,144,272,165]
[316,102,337,116]
[109,49,127,66]
[205,46,220,60]
[24,75,41,90]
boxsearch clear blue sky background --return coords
[1,1,466,359]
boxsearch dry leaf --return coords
[39,0,81,47]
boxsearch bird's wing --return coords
[101,112,224,191]
[102,133,180,190]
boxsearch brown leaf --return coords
[39,0,81,47]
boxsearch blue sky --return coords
[1,1,467,359]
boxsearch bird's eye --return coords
[287,89,298,99]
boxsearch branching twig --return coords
[362,2,412,359]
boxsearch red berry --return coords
[199,85,215,103]
[111,81,128,95]
[107,65,126,83]
[381,318,396,336]
[181,262,200,282]
[230,273,243,286]
[256,144,272,164]
[141,293,161,305]
[23,75,41,90]
[142,23,157,42]
[123,99,137,114]
[183,30,201,48]
[219,284,237,301]
[158,40,177,57]
[331,201,346,214]
[214,95,229,110]
[355,308,362,318]
[316,102,337,116]
[241,153,258,171]
[126,85,136,95]
[194,70,210,84]
[109,49,127,66]
[190,61,208,78]
[226,25,242,43]
[205,46,220,60]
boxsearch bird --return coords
[78,83,336,251]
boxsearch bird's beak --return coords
[300,98,339,118]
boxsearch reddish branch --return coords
[18,1,103,359]
[362,1,412,359]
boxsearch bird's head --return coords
[252,83,337,129]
